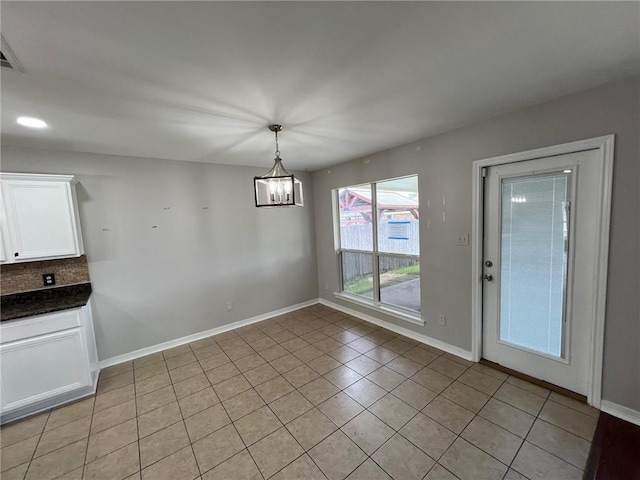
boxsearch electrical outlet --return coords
[325,282,329,290]
[438,314,446,326]
[43,273,56,286]
[226,302,233,311]
[456,234,469,246]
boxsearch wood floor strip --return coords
[584,411,640,480]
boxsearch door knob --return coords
[484,260,493,267]
[484,274,493,281]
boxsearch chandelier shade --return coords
[254,125,303,207]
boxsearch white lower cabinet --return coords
[0,304,98,423]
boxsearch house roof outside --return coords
[345,188,418,210]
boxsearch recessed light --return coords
[16,116,48,129]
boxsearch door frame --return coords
[471,135,615,407]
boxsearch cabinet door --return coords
[0,183,8,263]
[0,329,91,412]
[0,230,6,263]
[3,180,80,260]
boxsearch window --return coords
[335,176,420,318]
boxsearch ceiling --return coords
[1,2,638,171]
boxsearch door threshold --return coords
[479,358,588,404]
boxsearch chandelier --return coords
[254,124,303,207]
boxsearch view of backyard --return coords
[344,263,419,295]
[338,177,420,312]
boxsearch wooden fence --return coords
[340,221,419,283]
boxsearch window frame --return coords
[334,175,423,325]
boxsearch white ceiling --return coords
[1,2,638,171]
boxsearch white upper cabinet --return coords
[0,173,84,262]
[0,229,6,263]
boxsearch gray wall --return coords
[0,149,319,360]
[312,76,639,411]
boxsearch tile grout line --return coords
[235,318,426,479]
[390,355,595,468]
[190,336,265,479]
[5,306,595,480]
[133,363,142,480]
[419,366,561,478]
[143,338,581,480]
[509,394,590,476]
[167,343,205,480]
[80,392,98,479]
[41,387,133,477]
[227,313,368,479]
[438,368,512,479]
[232,342,322,480]
[504,390,550,480]
[21,410,51,480]
[337,356,510,478]
[121,346,213,475]
[184,338,223,478]
[245,318,337,478]
[361,358,479,480]
[31,400,107,479]
[430,367,591,478]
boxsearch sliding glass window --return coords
[336,176,420,313]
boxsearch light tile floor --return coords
[1,305,599,480]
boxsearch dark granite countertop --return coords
[1,283,92,321]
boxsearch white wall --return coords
[312,76,640,412]
[0,149,319,360]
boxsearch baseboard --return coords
[99,295,473,370]
[601,400,640,426]
[319,298,473,361]
[98,298,320,369]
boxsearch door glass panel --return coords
[379,255,421,312]
[499,173,569,357]
[341,251,374,299]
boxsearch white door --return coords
[482,149,602,396]
[2,180,80,260]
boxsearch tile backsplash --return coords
[1,256,90,295]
